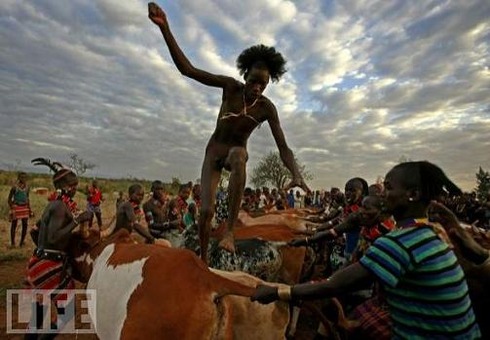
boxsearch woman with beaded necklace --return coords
[8,171,32,247]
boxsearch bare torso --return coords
[210,81,271,148]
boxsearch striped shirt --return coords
[360,225,481,339]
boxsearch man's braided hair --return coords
[236,44,287,82]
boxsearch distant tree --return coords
[475,167,490,201]
[67,153,96,176]
[250,151,313,189]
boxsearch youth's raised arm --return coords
[266,102,310,193]
[148,2,234,88]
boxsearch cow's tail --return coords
[211,272,257,299]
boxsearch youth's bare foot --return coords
[154,239,172,248]
[218,231,236,253]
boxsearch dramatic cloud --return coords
[1,0,489,191]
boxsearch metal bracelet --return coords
[277,286,292,301]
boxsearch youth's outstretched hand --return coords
[284,177,310,194]
[148,2,168,27]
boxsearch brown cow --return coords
[238,210,321,232]
[210,269,290,340]
[71,229,261,339]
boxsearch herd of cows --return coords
[66,208,490,339]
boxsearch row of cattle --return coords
[67,208,339,339]
[69,208,490,339]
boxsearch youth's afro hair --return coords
[236,44,287,82]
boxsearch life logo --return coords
[6,289,96,334]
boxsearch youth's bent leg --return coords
[198,152,222,264]
[220,147,247,253]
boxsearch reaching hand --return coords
[428,201,460,230]
[250,285,279,304]
[148,2,168,27]
[428,202,489,264]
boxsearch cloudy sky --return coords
[1,0,489,191]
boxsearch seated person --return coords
[108,183,169,247]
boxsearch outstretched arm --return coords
[267,103,310,192]
[252,262,374,304]
[148,2,234,88]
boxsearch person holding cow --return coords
[7,171,33,247]
[253,161,482,339]
[148,2,309,262]
[25,158,93,339]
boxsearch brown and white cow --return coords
[210,269,290,340]
[71,229,293,340]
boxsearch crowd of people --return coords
[9,158,490,339]
[4,2,489,338]
[7,169,490,250]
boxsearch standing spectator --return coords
[7,172,32,247]
[86,180,103,230]
[294,190,304,209]
[275,190,287,210]
[116,190,125,209]
[304,190,313,208]
[342,177,369,261]
[187,183,202,218]
[255,188,264,210]
[286,189,295,209]
[167,184,191,232]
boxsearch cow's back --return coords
[88,243,235,340]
